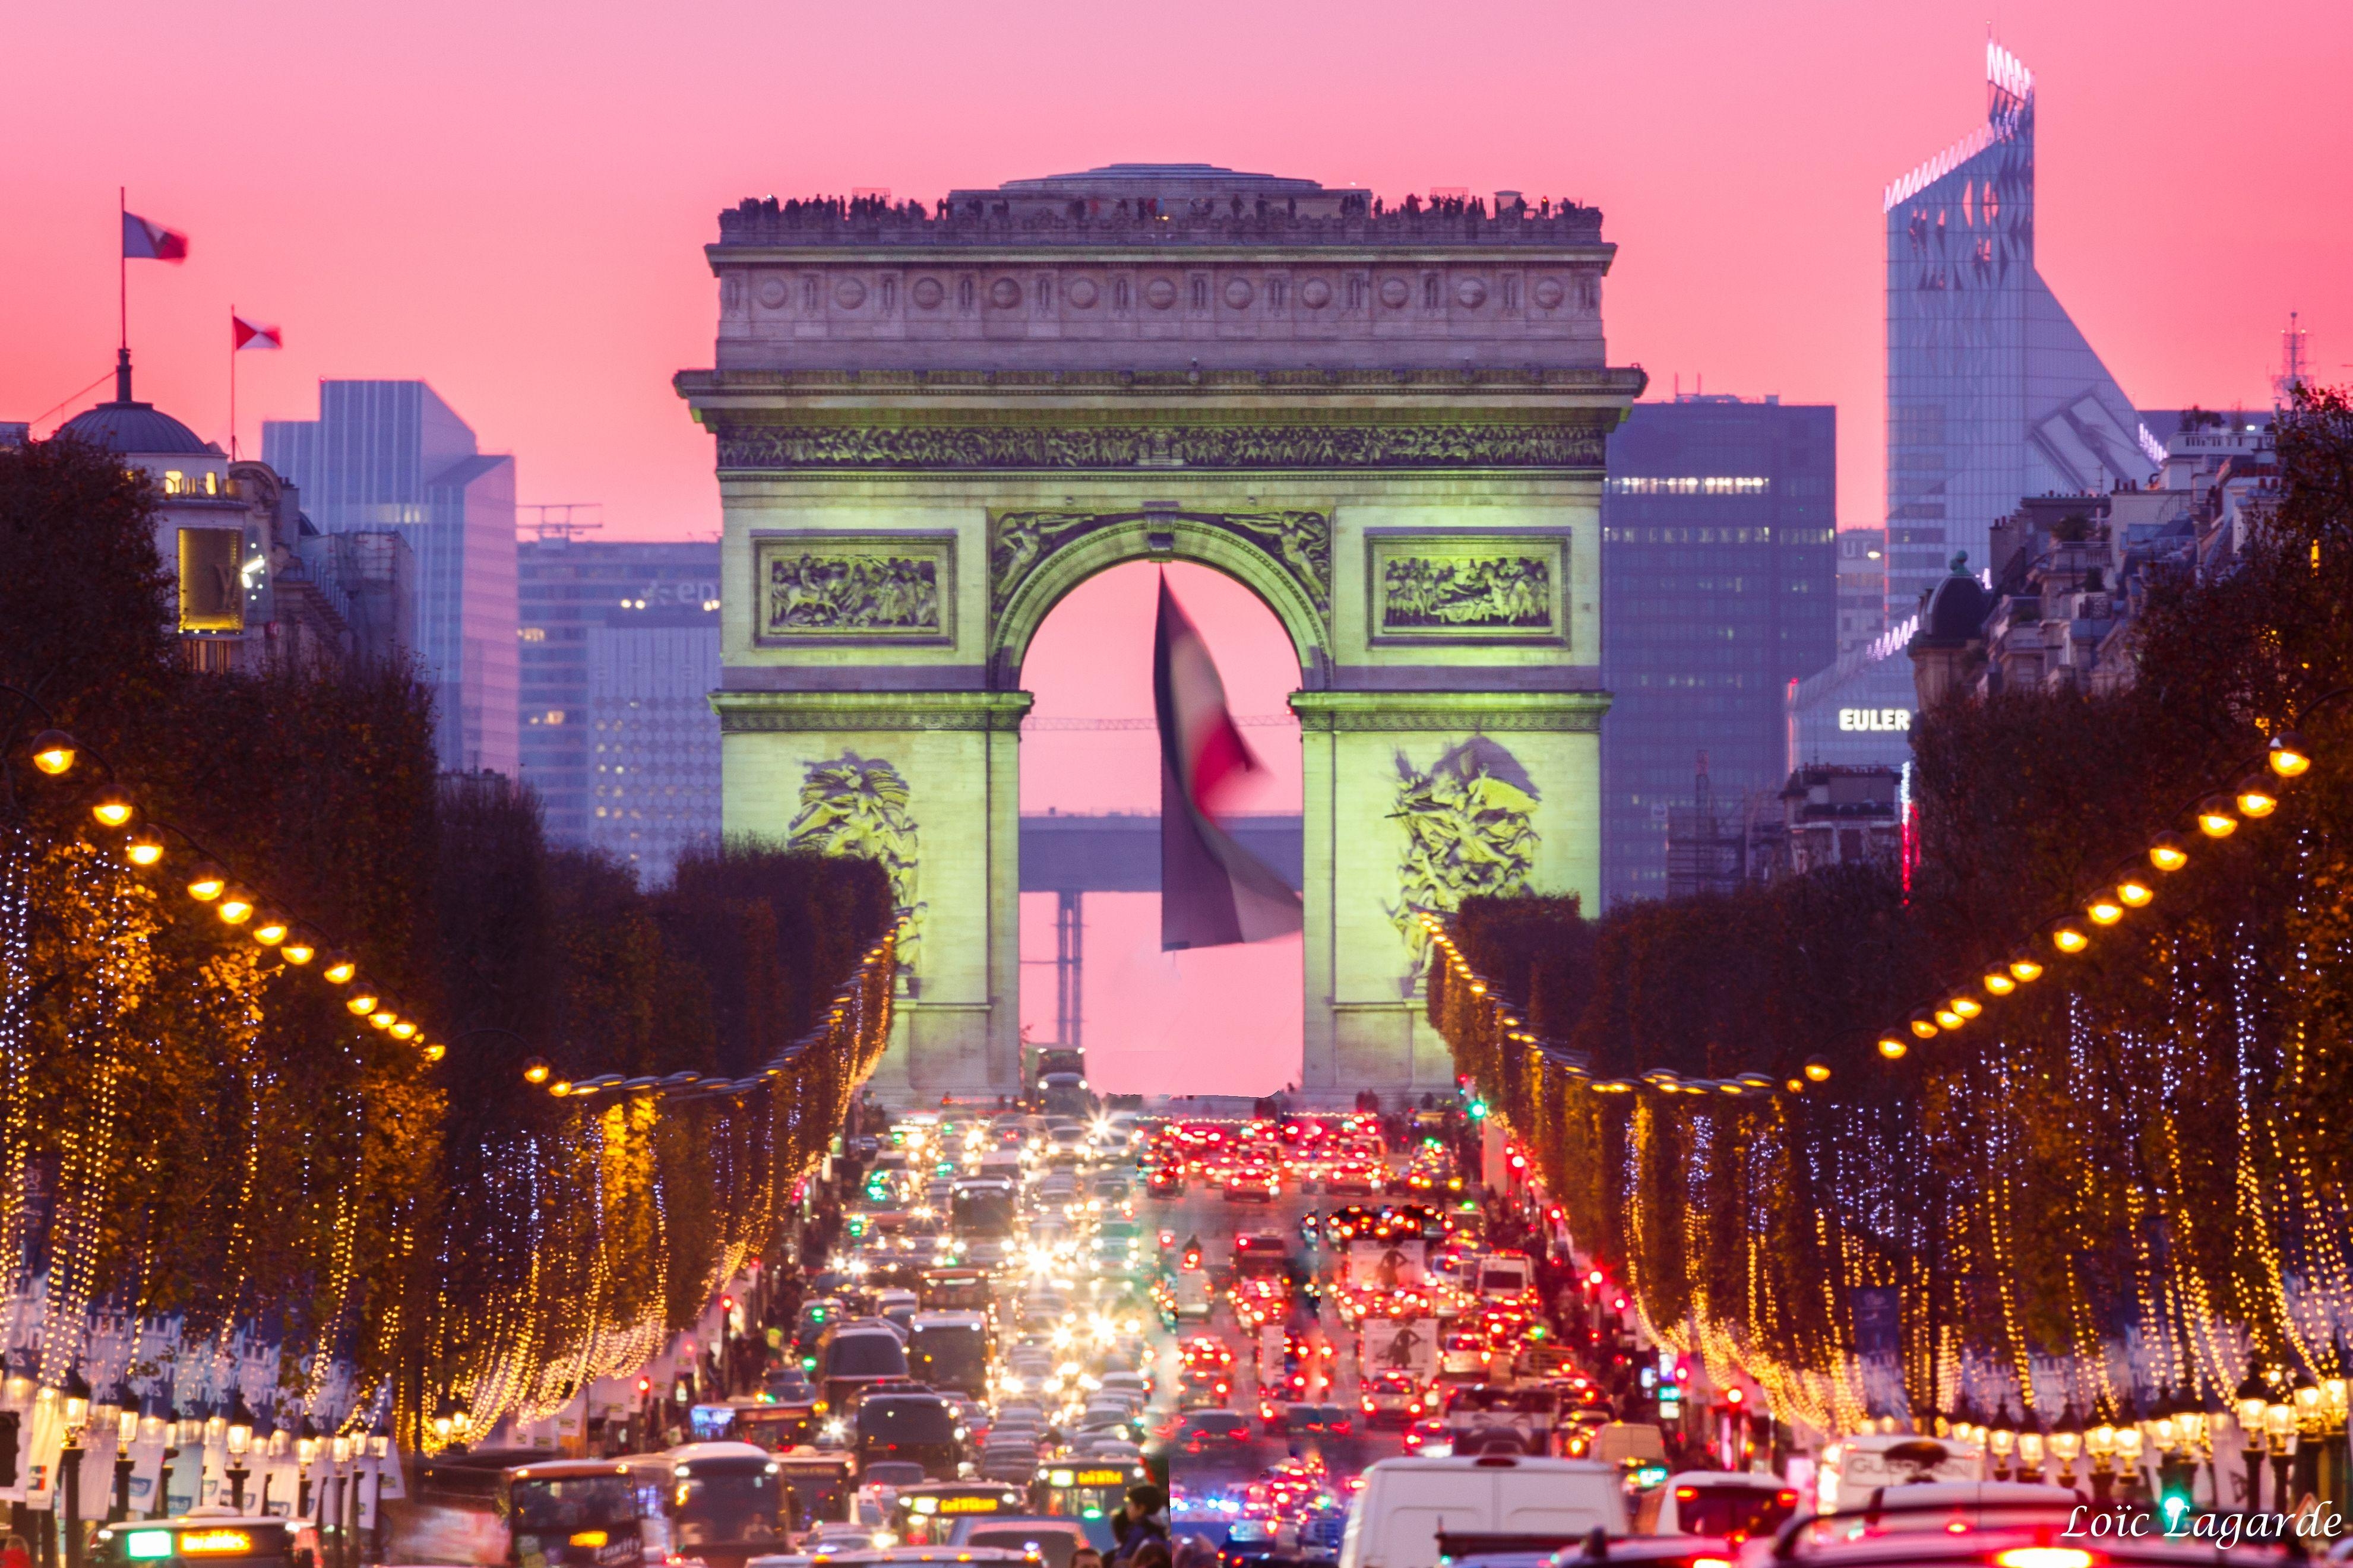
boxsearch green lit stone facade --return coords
[679,167,1643,1100]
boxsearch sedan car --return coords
[1223,1164,1280,1203]
[1174,1409,1255,1453]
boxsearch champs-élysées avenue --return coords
[4,4,2353,1567]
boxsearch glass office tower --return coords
[517,536,720,883]
[1883,42,2160,614]
[1601,396,1837,908]
[265,382,519,775]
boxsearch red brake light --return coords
[1692,1559,1733,1568]
[1675,1487,1699,1500]
[1995,1553,2092,1568]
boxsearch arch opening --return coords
[1017,560,1304,1098]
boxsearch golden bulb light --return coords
[322,956,356,985]
[1950,994,1983,1019]
[2148,832,2190,872]
[2086,895,2124,926]
[216,892,255,926]
[1909,1011,1940,1040]
[2269,729,2311,778]
[2117,874,2155,907]
[2051,919,2090,954]
[369,1011,396,1031]
[2008,949,2044,983]
[549,1080,573,1097]
[252,917,288,945]
[423,1043,446,1062]
[1934,1006,1965,1030]
[125,834,164,867]
[1785,1077,1804,1093]
[1878,1037,1909,1061]
[281,941,315,965]
[346,992,378,1016]
[1984,970,2017,996]
[186,867,227,902]
[1804,1057,1832,1082]
[522,1058,552,1085]
[389,1021,416,1040]
[29,730,78,775]
[2235,776,2278,819]
[2197,796,2238,838]
[90,796,133,828]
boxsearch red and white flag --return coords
[232,316,282,351]
[121,210,188,262]
[1154,574,1303,950]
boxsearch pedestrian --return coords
[1108,1484,1170,1567]
[1127,1546,1171,1568]
[2,1535,30,1568]
[1072,1551,1105,1568]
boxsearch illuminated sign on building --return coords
[1838,708,1912,733]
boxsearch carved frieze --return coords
[751,532,955,645]
[1365,531,1570,645]
[989,509,1330,622]
[714,420,1605,473]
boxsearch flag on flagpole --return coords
[121,211,188,262]
[232,316,282,350]
[1154,574,1304,950]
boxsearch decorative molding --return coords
[990,508,1330,620]
[1366,532,1569,647]
[714,420,1606,473]
[1289,691,1609,733]
[682,366,1646,397]
[752,531,956,645]
[712,690,1032,734]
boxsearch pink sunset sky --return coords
[7,0,2350,1092]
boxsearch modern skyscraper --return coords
[1883,42,2162,614]
[1601,395,1836,908]
[1835,527,1887,656]
[517,536,720,882]
[264,382,518,774]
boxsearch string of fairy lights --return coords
[7,707,903,1446]
[15,712,903,1104]
[1424,720,2329,1098]
[1425,708,2350,1435]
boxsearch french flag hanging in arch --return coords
[1153,573,1303,950]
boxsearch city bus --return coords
[887,1483,1030,1547]
[383,1453,647,1568]
[1033,1459,1152,1548]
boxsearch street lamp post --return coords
[2292,1373,2324,1506]
[1987,1405,2017,1483]
[59,1372,91,1568]
[224,1398,254,1515]
[107,1390,138,1525]
[2321,1372,2349,1518]
[2236,1369,2272,1510]
[2051,1402,2085,1493]
[2086,1397,2118,1504]
[2018,1417,2048,1486]
[2265,1398,2297,1509]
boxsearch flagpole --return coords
[228,305,237,460]
[119,186,128,355]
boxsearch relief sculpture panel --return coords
[1365,531,1569,645]
[752,533,955,645]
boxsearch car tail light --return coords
[1995,1553,2093,1568]
[1691,1559,1732,1568]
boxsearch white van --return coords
[1814,1434,1985,1514]
[1336,1453,1627,1568]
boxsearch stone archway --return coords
[681,162,1643,1103]
[989,508,1327,685]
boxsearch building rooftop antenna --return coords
[2273,312,2311,407]
[521,502,605,540]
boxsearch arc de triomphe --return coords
[675,163,1642,1102]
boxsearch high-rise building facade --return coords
[1835,527,1887,655]
[264,382,518,774]
[1601,395,1836,908]
[517,537,720,882]
[1883,43,2161,615]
